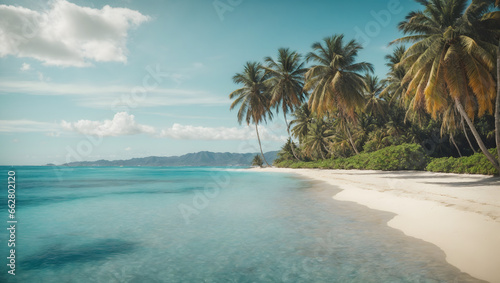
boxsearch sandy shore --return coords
[250,167,500,283]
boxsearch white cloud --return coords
[59,112,284,141]
[0,113,286,143]
[61,112,155,136]
[125,147,132,151]
[45,131,60,137]
[0,80,228,107]
[20,62,30,71]
[0,0,150,67]
[0,119,60,132]
[159,124,286,141]
[37,71,50,82]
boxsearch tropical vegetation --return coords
[229,0,500,175]
[251,154,264,168]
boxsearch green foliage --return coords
[232,3,500,173]
[275,139,301,162]
[276,144,499,176]
[251,155,264,167]
[275,143,429,171]
[426,149,498,175]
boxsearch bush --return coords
[251,154,264,167]
[426,148,498,175]
[363,143,429,170]
[275,143,429,171]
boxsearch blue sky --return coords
[0,0,422,165]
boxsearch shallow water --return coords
[0,166,483,282]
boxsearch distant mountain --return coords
[59,151,279,167]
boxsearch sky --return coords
[0,0,423,165]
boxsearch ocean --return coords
[0,166,482,282]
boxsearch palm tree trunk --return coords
[462,117,477,153]
[255,123,270,167]
[455,98,500,173]
[450,134,462,157]
[345,126,360,154]
[495,38,500,167]
[319,145,326,160]
[283,113,301,161]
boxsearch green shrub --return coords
[426,149,498,175]
[365,143,429,170]
[275,143,429,171]
[251,154,264,167]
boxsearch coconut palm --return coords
[380,45,408,107]
[305,34,374,154]
[251,154,264,167]
[290,103,313,145]
[303,117,334,159]
[440,98,463,156]
[230,62,273,166]
[494,1,500,165]
[363,74,387,119]
[392,0,500,172]
[264,48,308,160]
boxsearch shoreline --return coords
[250,167,500,283]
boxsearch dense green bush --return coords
[275,144,498,175]
[251,154,264,167]
[426,149,498,175]
[275,143,429,171]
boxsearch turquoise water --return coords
[0,166,482,283]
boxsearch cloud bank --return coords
[160,124,285,142]
[61,112,155,136]
[0,113,285,142]
[0,119,59,133]
[60,112,285,141]
[0,0,150,66]
[0,80,227,108]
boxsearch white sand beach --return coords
[250,168,500,283]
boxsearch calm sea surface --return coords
[0,166,482,282]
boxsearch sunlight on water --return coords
[0,166,483,282]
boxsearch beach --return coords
[250,167,500,283]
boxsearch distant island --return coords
[54,151,278,167]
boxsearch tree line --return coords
[230,0,500,172]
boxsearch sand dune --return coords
[251,168,500,283]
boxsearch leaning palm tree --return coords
[392,0,500,172]
[305,34,374,154]
[440,97,463,157]
[492,0,500,167]
[230,62,273,166]
[264,48,308,160]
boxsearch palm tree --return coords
[251,154,264,167]
[264,48,308,160]
[440,98,463,156]
[481,0,500,163]
[494,0,500,166]
[290,103,313,145]
[230,62,273,166]
[380,45,408,107]
[303,117,334,159]
[278,138,301,161]
[363,74,387,119]
[392,0,500,172]
[304,34,374,154]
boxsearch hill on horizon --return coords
[57,151,279,167]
